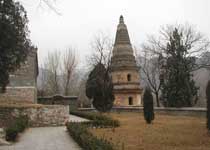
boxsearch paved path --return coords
[69,115,89,122]
[0,115,88,150]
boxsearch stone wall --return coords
[38,95,78,110]
[9,48,38,87]
[78,107,207,117]
[0,87,37,103]
[0,47,38,103]
[0,105,69,127]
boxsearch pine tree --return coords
[0,0,31,92]
[143,87,154,124]
[206,80,210,131]
[160,28,198,107]
[86,63,114,112]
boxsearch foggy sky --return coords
[21,0,210,66]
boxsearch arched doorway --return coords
[127,74,131,81]
[128,97,133,105]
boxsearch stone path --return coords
[0,115,89,150]
[69,115,89,122]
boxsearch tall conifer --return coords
[160,28,198,107]
[143,87,154,124]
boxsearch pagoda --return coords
[110,15,142,106]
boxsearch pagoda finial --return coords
[119,15,124,24]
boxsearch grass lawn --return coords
[89,112,210,150]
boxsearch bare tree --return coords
[19,0,61,15]
[38,0,61,15]
[142,24,210,71]
[37,63,49,96]
[88,32,113,68]
[137,50,161,107]
[200,51,210,71]
[139,24,210,106]
[62,48,77,96]
[45,50,61,95]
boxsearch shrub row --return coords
[5,115,29,141]
[67,111,120,150]
[70,111,120,127]
[66,122,113,150]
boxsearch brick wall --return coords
[112,70,140,83]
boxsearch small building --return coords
[0,47,38,103]
[110,16,143,106]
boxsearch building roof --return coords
[111,16,139,71]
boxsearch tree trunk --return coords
[155,92,160,107]
[64,79,70,96]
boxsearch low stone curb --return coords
[0,138,11,146]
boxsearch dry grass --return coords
[89,112,210,150]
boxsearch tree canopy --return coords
[0,0,31,92]
[160,28,198,107]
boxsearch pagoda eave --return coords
[113,89,143,94]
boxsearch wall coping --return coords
[0,104,68,109]
[78,107,207,112]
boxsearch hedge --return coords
[70,111,120,127]
[67,111,120,150]
[5,115,29,141]
[66,122,113,150]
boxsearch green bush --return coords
[66,122,113,150]
[15,115,29,132]
[5,115,29,141]
[70,111,120,127]
[5,125,19,141]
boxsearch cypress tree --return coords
[0,0,31,92]
[206,80,210,131]
[143,87,154,124]
[86,63,114,112]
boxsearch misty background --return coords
[18,0,210,107]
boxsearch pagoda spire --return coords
[119,15,124,24]
[114,15,131,46]
[111,16,138,71]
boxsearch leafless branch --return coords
[142,24,210,71]
[44,50,61,94]
[62,47,78,95]
[136,48,161,107]
[88,32,113,69]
